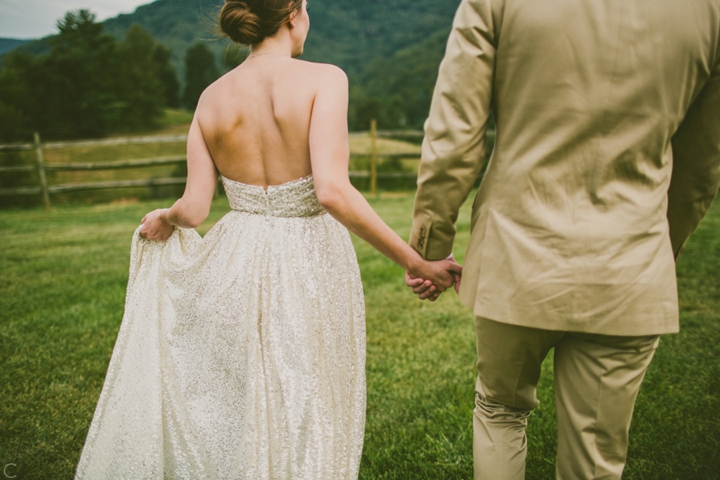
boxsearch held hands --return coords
[405,257,462,302]
[140,208,174,241]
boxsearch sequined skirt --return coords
[76,176,366,479]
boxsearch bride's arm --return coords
[140,113,217,240]
[309,65,461,290]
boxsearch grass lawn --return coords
[0,192,718,479]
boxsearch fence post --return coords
[370,119,378,197]
[34,132,51,210]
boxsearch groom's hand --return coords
[449,257,462,294]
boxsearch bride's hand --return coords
[405,272,442,301]
[407,258,462,299]
[140,209,174,241]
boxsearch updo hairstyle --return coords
[219,0,303,45]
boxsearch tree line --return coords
[0,10,223,142]
[0,5,457,143]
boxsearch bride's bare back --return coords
[139,0,459,296]
[196,57,323,187]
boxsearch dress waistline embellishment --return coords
[221,175,326,218]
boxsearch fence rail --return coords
[44,155,188,171]
[0,143,34,153]
[0,165,34,173]
[0,125,495,208]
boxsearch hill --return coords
[102,0,457,74]
[2,0,460,129]
[102,0,458,128]
[0,38,32,55]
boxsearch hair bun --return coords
[219,0,302,46]
[219,1,264,45]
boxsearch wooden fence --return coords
[0,124,495,209]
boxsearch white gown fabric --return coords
[75,175,366,479]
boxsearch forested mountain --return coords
[0,38,31,55]
[102,0,459,129]
[3,0,461,130]
[102,0,458,73]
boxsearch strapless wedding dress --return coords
[75,175,366,479]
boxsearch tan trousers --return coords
[473,316,660,480]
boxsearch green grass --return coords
[0,193,719,479]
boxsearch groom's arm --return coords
[668,59,720,259]
[410,0,502,260]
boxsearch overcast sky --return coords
[0,0,151,39]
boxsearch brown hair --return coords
[219,0,303,45]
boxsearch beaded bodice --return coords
[221,175,325,218]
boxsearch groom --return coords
[407,0,720,478]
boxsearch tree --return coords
[154,44,181,108]
[0,53,36,141]
[0,10,181,140]
[43,10,121,137]
[349,30,447,130]
[0,10,121,138]
[115,24,166,131]
[183,43,219,110]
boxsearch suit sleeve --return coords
[409,0,500,260]
[668,59,720,259]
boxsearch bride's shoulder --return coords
[292,60,348,88]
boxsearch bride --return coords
[75,0,461,478]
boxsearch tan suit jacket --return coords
[411,0,720,335]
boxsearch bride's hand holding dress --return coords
[139,113,220,242]
[140,209,172,241]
